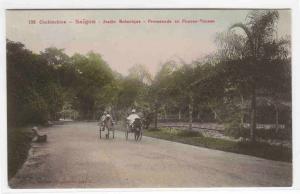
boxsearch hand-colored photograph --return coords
[6,9,292,188]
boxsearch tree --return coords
[40,47,72,120]
[7,40,64,125]
[150,61,180,129]
[172,64,195,130]
[191,61,227,123]
[71,52,114,119]
[128,64,152,85]
[227,10,290,141]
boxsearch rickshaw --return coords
[99,116,115,139]
[125,118,142,141]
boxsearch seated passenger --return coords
[126,109,140,129]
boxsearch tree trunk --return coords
[178,109,181,121]
[240,114,244,128]
[163,106,167,120]
[208,103,220,122]
[275,104,279,133]
[250,86,256,142]
[240,95,244,128]
[188,93,193,130]
[154,100,158,129]
[93,111,96,120]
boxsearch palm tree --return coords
[229,10,279,142]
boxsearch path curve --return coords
[9,122,292,188]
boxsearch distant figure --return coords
[99,111,114,131]
[99,111,107,127]
[127,109,140,129]
[99,111,115,139]
[104,111,114,125]
[31,126,47,143]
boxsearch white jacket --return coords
[127,113,140,125]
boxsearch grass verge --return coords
[144,128,292,162]
[7,127,33,179]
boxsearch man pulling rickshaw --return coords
[98,111,115,139]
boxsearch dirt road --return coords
[9,122,292,188]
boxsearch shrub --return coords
[147,127,161,132]
[162,127,180,134]
[255,128,292,141]
[7,127,33,179]
[224,117,249,139]
[237,140,292,162]
[20,93,49,125]
[178,130,203,137]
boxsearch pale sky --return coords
[6,10,291,75]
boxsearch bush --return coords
[255,128,292,141]
[225,124,292,141]
[147,127,161,132]
[160,127,180,135]
[17,93,49,126]
[178,130,203,137]
[237,141,292,162]
[7,127,33,179]
[143,129,292,162]
[157,127,203,137]
[224,118,249,139]
[8,86,50,127]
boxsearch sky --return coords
[6,9,291,76]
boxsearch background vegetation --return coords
[7,10,292,177]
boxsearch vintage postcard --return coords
[5,8,293,190]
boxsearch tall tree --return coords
[71,52,114,119]
[227,10,289,141]
[128,64,152,85]
[7,41,63,125]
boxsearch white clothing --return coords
[127,113,140,125]
[100,114,113,124]
[100,115,106,122]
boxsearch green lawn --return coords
[7,127,33,179]
[144,128,292,162]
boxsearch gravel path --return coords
[9,122,292,188]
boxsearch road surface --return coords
[9,122,292,188]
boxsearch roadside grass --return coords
[7,127,33,179]
[144,128,292,162]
